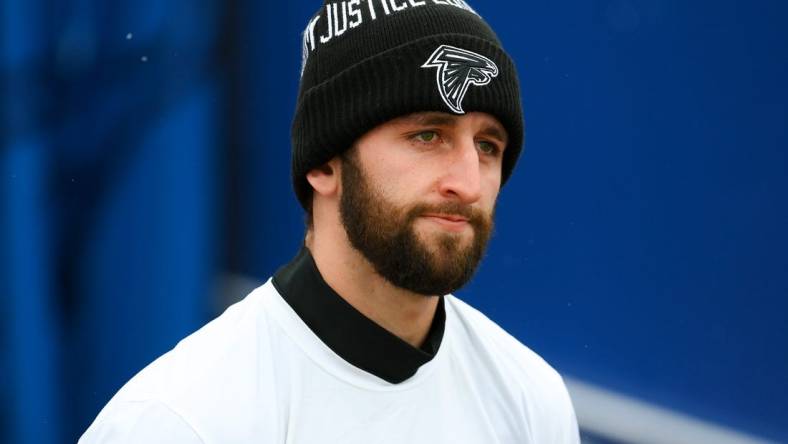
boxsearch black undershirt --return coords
[272,247,445,384]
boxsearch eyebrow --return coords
[408,113,457,127]
[401,112,509,146]
[479,125,508,147]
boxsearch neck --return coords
[305,223,440,349]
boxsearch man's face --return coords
[339,111,508,296]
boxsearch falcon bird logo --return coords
[422,45,499,114]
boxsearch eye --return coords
[413,131,439,143]
[478,140,500,156]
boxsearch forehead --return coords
[389,111,506,133]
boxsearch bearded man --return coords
[81,1,579,442]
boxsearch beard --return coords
[339,152,494,296]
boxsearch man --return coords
[81,1,579,442]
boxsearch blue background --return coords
[1,1,786,442]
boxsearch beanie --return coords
[291,0,524,210]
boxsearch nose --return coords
[437,138,482,204]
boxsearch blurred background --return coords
[1,0,786,443]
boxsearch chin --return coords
[416,227,468,248]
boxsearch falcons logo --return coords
[422,45,499,114]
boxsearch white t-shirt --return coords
[80,280,579,443]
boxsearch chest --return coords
[276,364,529,444]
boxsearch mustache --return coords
[406,202,492,228]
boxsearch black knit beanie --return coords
[292,0,524,210]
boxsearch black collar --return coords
[272,247,445,384]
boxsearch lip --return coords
[421,214,471,232]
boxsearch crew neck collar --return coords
[272,247,445,384]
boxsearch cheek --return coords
[482,170,502,204]
[368,160,431,201]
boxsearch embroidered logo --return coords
[421,45,499,114]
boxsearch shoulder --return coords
[445,295,580,443]
[445,295,561,382]
[81,282,285,442]
[79,399,205,444]
[122,283,276,396]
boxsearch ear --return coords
[306,157,342,198]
